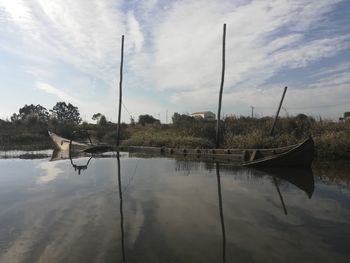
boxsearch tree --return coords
[92,113,107,126]
[50,102,82,124]
[18,104,49,122]
[92,113,102,122]
[10,113,21,123]
[130,116,135,125]
[172,112,195,127]
[99,115,107,126]
[138,114,160,126]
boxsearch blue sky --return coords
[0,0,349,123]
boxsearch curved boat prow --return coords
[48,131,73,151]
[48,131,113,153]
[242,136,314,168]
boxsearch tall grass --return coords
[1,115,349,159]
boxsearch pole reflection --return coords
[216,163,226,263]
[117,155,126,262]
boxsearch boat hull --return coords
[242,137,314,167]
[48,131,113,153]
[48,131,314,167]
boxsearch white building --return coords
[190,111,216,121]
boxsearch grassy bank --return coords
[1,115,349,159]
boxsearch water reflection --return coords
[51,149,120,175]
[216,163,226,263]
[53,148,127,262]
[117,155,126,262]
[37,161,63,185]
[1,153,350,262]
[70,156,93,175]
[175,159,315,200]
[249,168,315,199]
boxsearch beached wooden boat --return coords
[48,131,113,153]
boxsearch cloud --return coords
[222,62,350,117]
[128,0,349,118]
[35,81,78,103]
[0,0,125,81]
[0,0,349,120]
[131,0,347,91]
[126,11,144,53]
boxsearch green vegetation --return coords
[1,103,349,159]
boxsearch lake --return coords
[0,151,349,263]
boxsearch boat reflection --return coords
[50,149,93,175]
[70,156,93,175]
[50,149,121,175]
[174,159,314,199]
[248,167,315,199]
[174,160,314,219]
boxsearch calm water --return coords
[0,151,349,263]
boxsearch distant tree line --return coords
[9,102,82,125]
[4,103,162,127]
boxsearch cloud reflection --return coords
[36,161,63,185]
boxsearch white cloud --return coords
[35,81,78,103]
[0,0,125,81]
[222,62,350,118]
[126,11,144,53]
[130,0,346,92]
[0,0,349,120]
[128,0,349,118]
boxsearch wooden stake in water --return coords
[270,86,288,137]
[216,24,226,148]
[116,35,124,146]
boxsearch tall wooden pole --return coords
[116,35,124,146]
[216,24,226,148]
[270,86,287,137]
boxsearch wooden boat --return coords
[49,131,314,167]
[48,131,113,153]
[127,136,314,167]
[241,136,314,167]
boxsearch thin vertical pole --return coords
[216,24,226,148]
[250,106,254,118]
[116,35,124,146]
[270,86,287,136]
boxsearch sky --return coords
[0,0,349,123]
